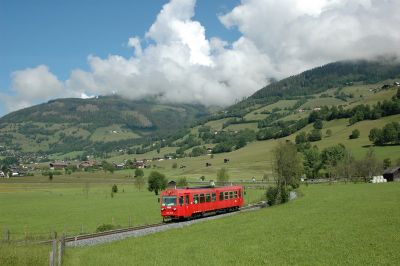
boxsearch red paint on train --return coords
[160,186,244,220]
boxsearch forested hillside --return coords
[0,96,208,155]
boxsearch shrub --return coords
[96,224,115,232]
[266,185,290,206]
[307,129,322,142]
[172,162,178,169]
[349,129,360,139]
[112,184,118,193]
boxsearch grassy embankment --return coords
[65,182,400,265]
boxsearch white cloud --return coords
[2,0,400,114]
[219,0,400,76]
[3,65,66,112]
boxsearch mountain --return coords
[228,59,400,115]
[1,59,399,159]
[0,96,208,155]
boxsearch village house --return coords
[113,162,125,170]
[49,161,69,170]
[0,171,6,178]
[77,160,97,169]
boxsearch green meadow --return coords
[0,179,265,241]
[65,182,400,266]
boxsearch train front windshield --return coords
[162,196,177,206]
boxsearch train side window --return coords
[212,193,216,202]
[224,192,229,200]
[194,194,199,204]
[186,195,189,204]
[206,194,211,202]
[219,192,224,201]
[200,194,205,203]
[234,191,238,198]
[229,191,233,199]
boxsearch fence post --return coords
[49,251,54,266]
[58,234,65,266]
[24,225,28,242]
[4,228,10,242]
[52,239,57,266]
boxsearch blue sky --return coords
[1,0,399,117]
[0,0,239,92]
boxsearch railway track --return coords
[40,202,265,247]
[63,222,165,243]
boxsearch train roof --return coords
[162,185,242,193]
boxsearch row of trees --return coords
[267,140,398,205]
[369,122,400,145]
[308,91,400,125]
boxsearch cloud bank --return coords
[3,0,400,113]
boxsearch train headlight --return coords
[173,208,177,211]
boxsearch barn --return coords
[383,167,400,182]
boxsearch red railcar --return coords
[160,185,244,221]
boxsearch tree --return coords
[382,122,398,144]
[295,132,307,144]
[269,141,302,205]
[308,129,322,142]
[49,172,53,181]
[303,146,321,179]
[321,144,346,182]
[112,184,118,193]
[383,158,391,169]
[147,171,167,195]
[335,150,355,183]
[369,128,384,145]
[349,129,360,139]
[134,175,145,191]
[172,162,178,169]
[354,148,381,183]
[134,168,144,177]
[235,136,247,149]
[313,119,323,129]
[102,160,115,174]
[272,141,303,189]
[177,177,188,187]
[216,167,230,185]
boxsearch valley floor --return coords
[64,182,400,265]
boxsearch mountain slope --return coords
[228,59,400,114]
[0,96,208,154]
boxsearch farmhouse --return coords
[383,167,400,182]
[113,163,125,170]
[134,161,150,169]
[49,162,69,170]
[0,171,6,178]
[77,160,96,169]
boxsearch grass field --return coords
[0,178,265,241]
[64,182,400,265]
[89,124,140,142]
[300,97,346,108]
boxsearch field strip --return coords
[67,206,261,247]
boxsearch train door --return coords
[184,193,190,217]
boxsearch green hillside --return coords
[0,96,208,154]
[0,60,399,161]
